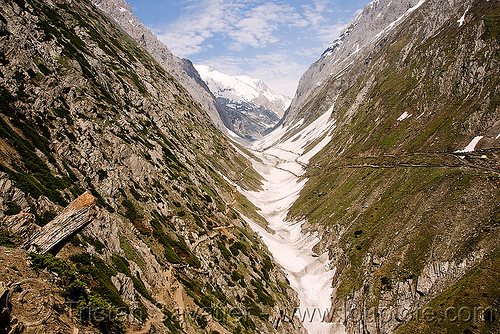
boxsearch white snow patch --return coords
[455,136,483,153]
[372,0,426,42]
[298,130,335,165]
[291,118,305,129]
[457,6,470,27]
[239,149,343,333]
[352,44,360,55]
[252,123,290,151]
[397,111,412,121]
[323,39,343,57]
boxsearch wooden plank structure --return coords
[24,191,97,254]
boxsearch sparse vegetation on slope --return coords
[286,0,500,332]
[0,0,299,332]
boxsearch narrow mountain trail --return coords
[228,137,499,334]
[231,112,498,334]
[190,224,235,251]
[127,315,160,334]
[229,100,498,334]
[309,150,500,176]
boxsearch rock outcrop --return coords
[26,192,96,254]
[0,175,30,221]
[4,213,39,240]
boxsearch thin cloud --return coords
[301,0,348,46]
[153,0,342,58]
[148,0,354,97]
[154,0,232,56]
[302,0,330,27]
[316,22,348,45]
[228,3,301,48]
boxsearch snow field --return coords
[237,101,345,333]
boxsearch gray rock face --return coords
[0,175,30,221]
[221,101,281,140]
[92,0,231,134]
[3,213,39,240]
[286,0,461,125]
[111,272,135,304]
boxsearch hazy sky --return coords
[126,0,369,97]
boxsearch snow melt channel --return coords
[236,103,346,334]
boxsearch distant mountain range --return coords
[93,0,291,141]
[92,0,232,134]
[195,65,291,140]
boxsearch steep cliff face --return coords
[268,0,500,332]
[195,65,291,140]
[286,0,441,126]
[0,0,303,333]
[91,0,232,135]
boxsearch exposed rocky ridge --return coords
[3,191,97,255]
[195,64,291,140]
[285,0,453,127]
[0,0,302,333]
[270,0,500,333]
[91,0,232,135]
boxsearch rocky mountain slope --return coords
[285,0,426,125]
[256,0,500,333]
[91,0,232,135]
[195,65,291,140]
[0,0,304,333]
[1,0,498,333]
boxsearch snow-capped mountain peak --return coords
[195,65,292,140]
[195,65,291,116]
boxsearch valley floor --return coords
[232,108,347,334]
